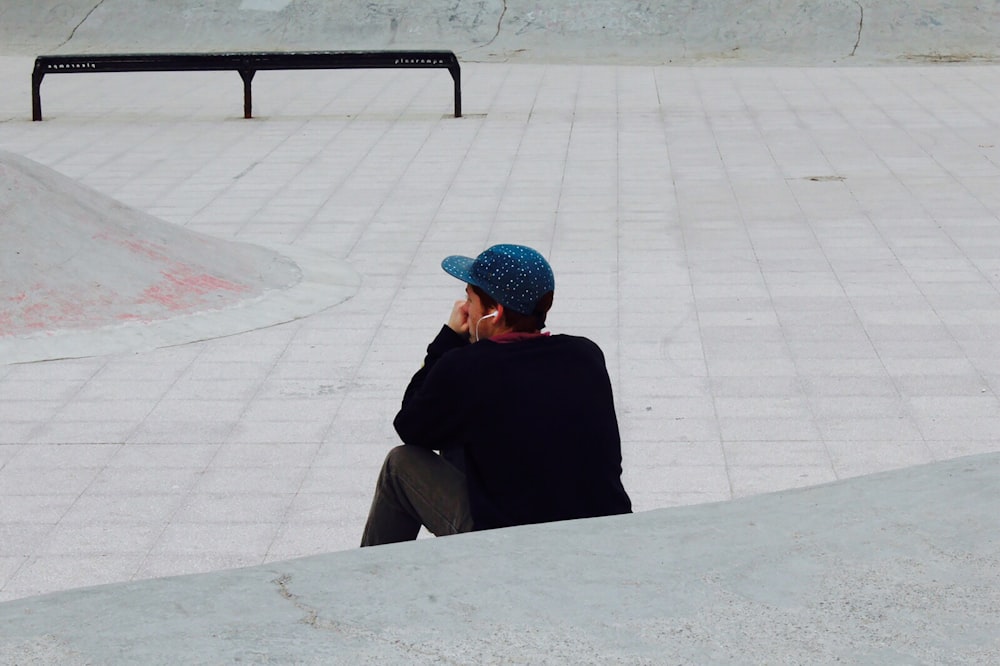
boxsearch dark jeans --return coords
[360,445,474,547]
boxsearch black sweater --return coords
[393,326,632,530]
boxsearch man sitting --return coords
[361,244,631,546]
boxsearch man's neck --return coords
[488,331,549,344]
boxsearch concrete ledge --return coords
[2,454,998,664]
[2,0,998,64]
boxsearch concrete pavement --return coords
[1,454,998,664]
[1,1,999,661]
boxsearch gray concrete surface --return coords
[1,0,998,64]
[8,56,1000,602]
[1,453,998,664]
[2,0,1000,662]
[0,149,359,363]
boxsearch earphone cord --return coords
[474,311,497,341]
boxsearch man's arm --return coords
[400,324,468,405]
[400,300,470,404]
[394,300,472,448]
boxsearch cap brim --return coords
[441,255,477,286]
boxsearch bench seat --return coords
[31,50,462,120]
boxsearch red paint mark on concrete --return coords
[117,237,171,263]
[137,265,253,311]
[2,154,288,340]
[18,302,58,331]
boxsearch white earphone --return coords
[474,311,498,341]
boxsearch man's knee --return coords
[384,444,427,470]
[380,445,437,486]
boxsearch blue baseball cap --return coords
[441,244,555,315]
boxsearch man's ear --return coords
[493,303,505,324]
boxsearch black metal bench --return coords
[31,50,462,121]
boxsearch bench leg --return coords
[238,69,256,118]
[449,66,462,118]
[31,71,45,121]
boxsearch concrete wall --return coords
[1,0,998,64]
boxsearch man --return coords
[361,244,631,546]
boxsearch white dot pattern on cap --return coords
[441,244,555,315]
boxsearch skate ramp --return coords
[0,453,997,664]
[0,150,359,364]
[1,0,997,65]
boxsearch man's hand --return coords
[447,299,470,337]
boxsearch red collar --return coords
[489,331,550,344]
